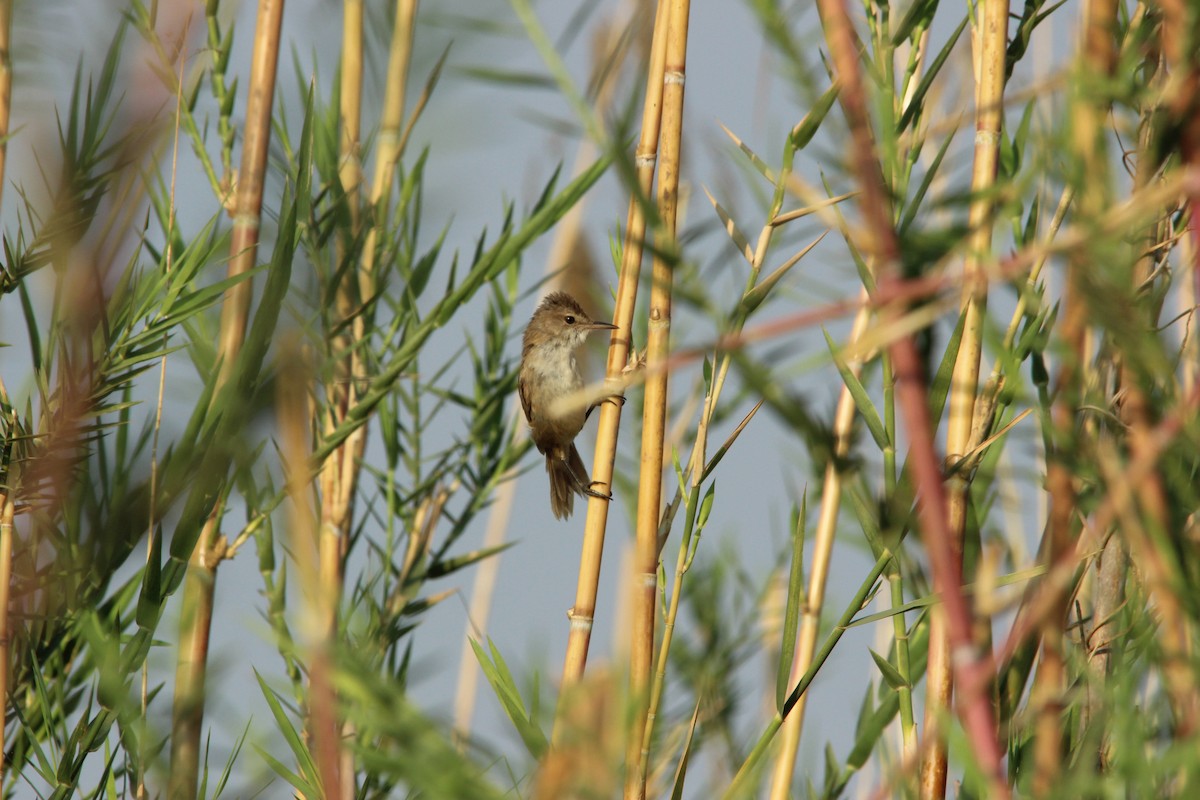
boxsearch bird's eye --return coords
[564,315,576,324]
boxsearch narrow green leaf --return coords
[696,481,716,530]
[776,492,807,711]
[135,524,162,628]
[670,702,703,800]
[469,638,549,758]
[426,542,516,579]
[823,327,888,448]
[254,670,320,795]
[928,309,967,422]
[869,648,910,690]
[791,83,839,150]
[899,126,958,234]
[893,0,937,44]
[897,15,968,133]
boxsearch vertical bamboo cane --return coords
[626,2,689,797]
[815,0,1008,794]
[921,0,1007,795]
[555,0,670,699]
[768,301,871,798]
[170,2,285,798]
[0,487,12,778]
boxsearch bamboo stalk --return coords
[316,0,417,619]
[484,10,636,750]
[626,2,689,797]
[279,344,343,800]
[319,6,366,795]
[339,0,364,228]
[921,0,1008,795]
[814,0,1008,794]
[0,487,12,778]
[555,0,670,698]
[169,2,286,798]
[215,0,285,386]
[768,299,871,799]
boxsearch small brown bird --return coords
[518,291,618,519]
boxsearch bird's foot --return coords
[582,481,612,501]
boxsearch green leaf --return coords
[670,702,703,800]
[696,481,716,530]
[776,492,807,711]
[469,638,549,758]
[893,0,937,44]
[824,328,889,449]
[897,15,968,133]
[791,83,839,150]
[427,542,516,579]
[928,309,967,422]
[899,126,958,234]
[254,671,321,796]
[869,648,910,690]
[136,525,162,628]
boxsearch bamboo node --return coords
[974,129,1000,147]
[568,612,594,633]
[635,152,657,168]
[232,211,261,230]
[664,69,685,86]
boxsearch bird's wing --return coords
[517,373,533,422]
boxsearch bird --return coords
[518,291,618,519]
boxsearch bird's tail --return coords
[547,445,591,520]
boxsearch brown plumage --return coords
[518,291,617,519]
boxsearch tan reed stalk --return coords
[0,484,12,777]
[339,0,364,227]
[279,344,343,799]
[170,2,285,798]
[328,6,364,792]
[360,0,417,286]
[466,10,637,749]
[215,0,285,386]
[815,0,1008,794]
[555,0,670,700]
[316,0,417,620]
[768,300,871,799]
[626,1,689,796]
[921,0,1008,796]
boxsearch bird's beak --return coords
[586,321,619,331]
